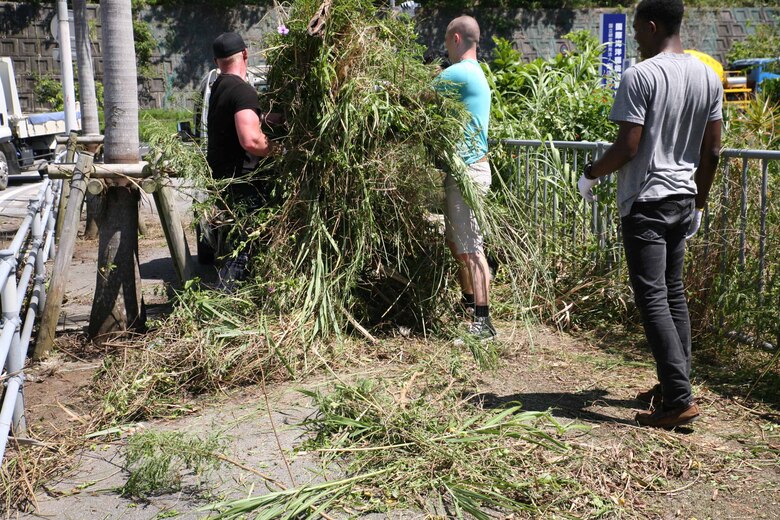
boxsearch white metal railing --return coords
[0,178,60,464]
[498,139,780,350]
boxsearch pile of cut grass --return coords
[205,367,747,519]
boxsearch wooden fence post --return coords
[33,152,94,360]
[54,131,79,241]
[153,181,193,285]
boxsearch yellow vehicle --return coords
[685,49,753,106]
[684,49,752,107]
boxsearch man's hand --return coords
[577,174,599,202]
[685,208,704,240]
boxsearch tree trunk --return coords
[84,193,104,239]
[88,187,146,337]
[89,0,144,338]
[73,0,103,240]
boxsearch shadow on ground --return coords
[587,323,780,415]
[466,388,637,426]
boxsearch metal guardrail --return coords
[0,179,60,464]
[498,139,780,349]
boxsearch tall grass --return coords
[686,96,780,349]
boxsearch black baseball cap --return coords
[213,32,246,59]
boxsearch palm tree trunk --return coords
[73,0,103,240]
[89,0,145,338]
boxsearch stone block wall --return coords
[0,1,777,112]
[417,6,778,62]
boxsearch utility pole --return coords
[57,0,78,132]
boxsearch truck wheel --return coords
[0,151,9,191]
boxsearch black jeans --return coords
[622,195,695,410]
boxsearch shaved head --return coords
[446,16,480,47]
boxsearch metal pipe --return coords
[0,376,21,464]
[722,148,780,160]
[0,318,18,375]
[757,158,768,299]
[15,201,42,308]
[738,157,748,270]
[5,216,33,261]
[57,0,79,132]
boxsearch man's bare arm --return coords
[235,109,274,157]
[589,121,644,179]
[694,119,722,209]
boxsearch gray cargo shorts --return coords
[444,161,491,255]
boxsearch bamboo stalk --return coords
[339,305,378,344]
[55,134,104,145]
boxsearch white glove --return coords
[685,208,704,240]
[577,174,598,202]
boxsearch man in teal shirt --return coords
[434,15,495,340]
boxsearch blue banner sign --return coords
[600,13,627,90]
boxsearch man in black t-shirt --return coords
[206,32,278,288]
[207,32,277,202]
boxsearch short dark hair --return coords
[636,0,684,35]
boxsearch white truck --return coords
[0,57,79,190]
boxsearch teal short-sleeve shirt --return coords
[434,59,491,165]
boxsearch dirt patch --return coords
[473,325,780,520]
[10,323,779,519]
[24,358,98,438]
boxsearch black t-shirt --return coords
[206,73,260,179]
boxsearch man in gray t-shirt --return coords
[577,0,722,429]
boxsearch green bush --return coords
[486,31,617,142]
[30,73,64,110]
[760,77,780,102]
[726,23,780,65]
[30,71,104,112]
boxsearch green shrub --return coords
[726,23,780,65]
[486,31,617,143]
[760,77,780,102]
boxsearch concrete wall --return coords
[1,1,777,112]
[417,7,778,63]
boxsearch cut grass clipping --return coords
[121,430,227,499]
[206,378,591,519]
[95,0,560,426]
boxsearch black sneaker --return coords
[467,316,497,341]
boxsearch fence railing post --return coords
[0,248,23,458]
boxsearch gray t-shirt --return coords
[610,52,723,217]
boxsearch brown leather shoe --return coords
[635,384,663,408]
[635,402,700,429]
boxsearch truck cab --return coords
[0,57,79,190]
